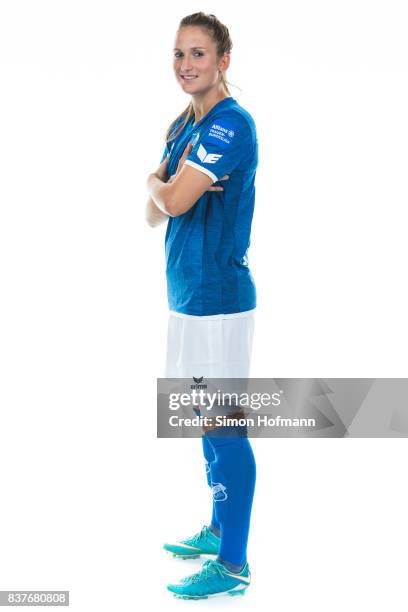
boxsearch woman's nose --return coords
[180,57,192,71]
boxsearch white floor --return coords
[152,438,408,611]
[1,416,407,611]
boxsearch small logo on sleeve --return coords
[197,144,223,164]
[207,120,236,147]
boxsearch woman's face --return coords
[173,26,228,94]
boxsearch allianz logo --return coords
[211,124,235,138]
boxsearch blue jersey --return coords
[160,96,258,316]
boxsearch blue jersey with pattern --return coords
[159,96,258,316]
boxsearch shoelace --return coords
[183,560,225,585]
[187,525,208,545]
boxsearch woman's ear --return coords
[219,53,231,72]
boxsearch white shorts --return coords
[164,309,256,378]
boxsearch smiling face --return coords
[173,26,230,94]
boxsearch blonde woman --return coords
[146,12,258,599]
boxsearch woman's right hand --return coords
[206,175,230,192]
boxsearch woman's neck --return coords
[191,92,230,126]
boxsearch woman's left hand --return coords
[154,153,170,182]
[167,142,193,183]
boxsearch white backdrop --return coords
[0,1,407,610]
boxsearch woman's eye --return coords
[174,52,203,58]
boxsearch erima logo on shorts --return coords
[197,144,223,164]
[211,482,228,502]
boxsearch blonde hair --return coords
[164,12,233,145]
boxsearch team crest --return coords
[211,482,228,502]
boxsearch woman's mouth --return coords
[181,75,198,80]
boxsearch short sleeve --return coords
[184,115,253,182]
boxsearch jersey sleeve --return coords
[184,114,253,182]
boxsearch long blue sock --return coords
[201,434,220,533]
[204,430,256,567]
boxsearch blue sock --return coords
[204,429,256,568]
[217,556,245,573]
[201,434,220,533]
[209,524,220,537]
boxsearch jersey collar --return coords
[190,96,235,129]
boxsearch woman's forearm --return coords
[146,195,169,228]
[147,172,173,215]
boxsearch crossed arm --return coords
[145,143,228,227]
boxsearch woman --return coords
[146,12,258,599]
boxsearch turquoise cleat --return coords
[163,525,220,559]
[167,558,251,599]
